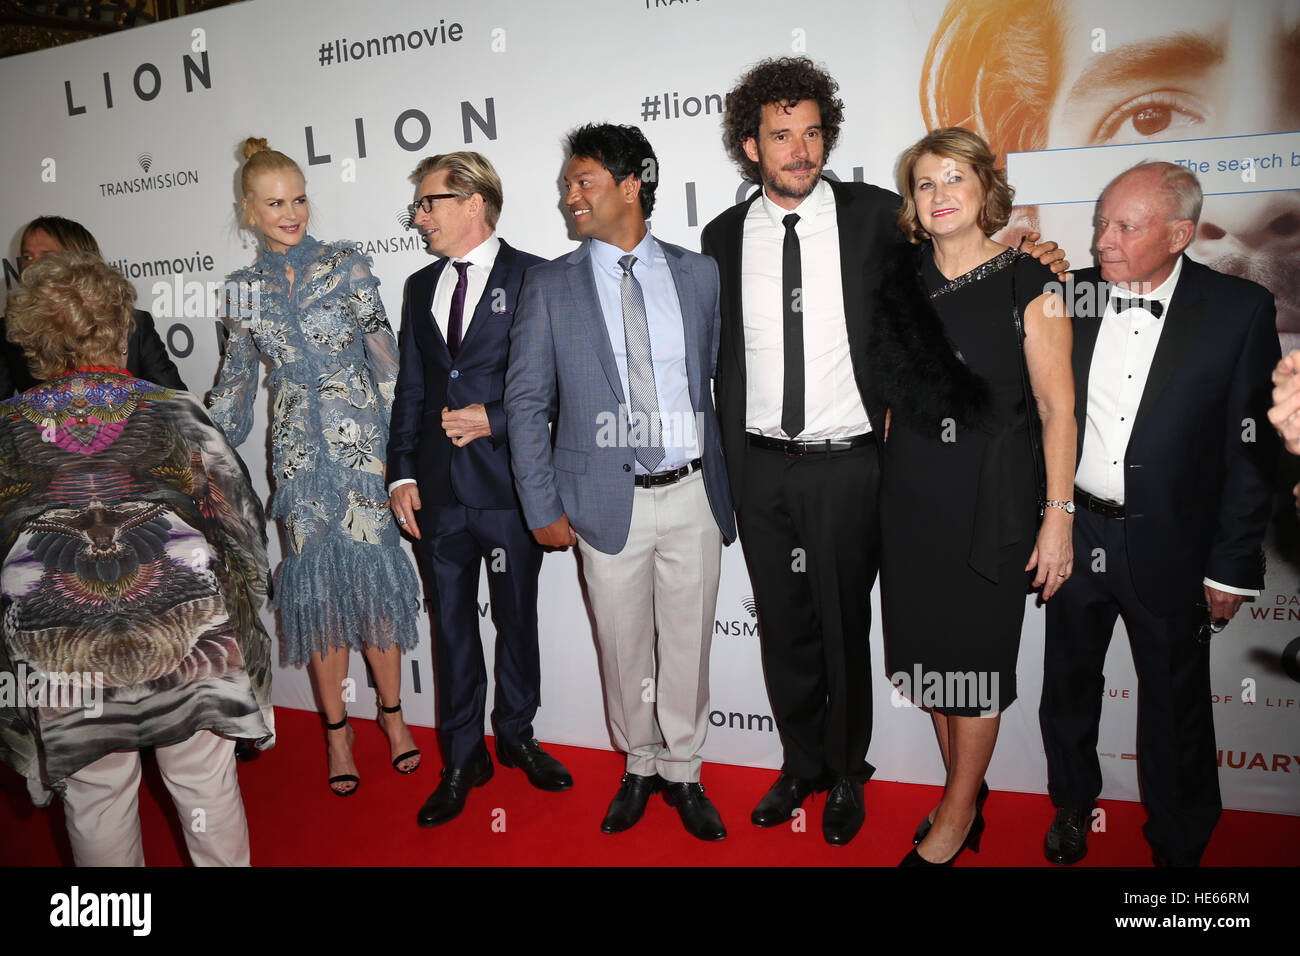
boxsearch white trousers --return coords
[61,731,251,867]
[577,471,723,783]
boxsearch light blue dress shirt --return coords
[588,232,700,473]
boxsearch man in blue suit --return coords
[388,152,572,829]
[505,124,737,840]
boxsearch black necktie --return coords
[446,260,471,357]
[1110,293,1164,319]
[781,213,804,439]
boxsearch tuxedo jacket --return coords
[504,236,736,555]
[388,239,544,511]
[699,178,902,505]
[1066,257,1279,615]
[0,309,185,397]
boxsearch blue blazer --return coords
[388,239,544,510]
[504,237,736,555]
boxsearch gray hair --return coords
[1104,160,1203,227]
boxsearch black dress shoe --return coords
[1043,806,1090,865]
[751,772,822,827]
[822,778,866,846]
[496,738,574,791]
[913,779,989,845]
[601,773,660,833]
[416,754,493,828]
[663,782,727,841]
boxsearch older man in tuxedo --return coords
[1040,161,1279,866]
[505,123,736,841]
[388,152,571,829]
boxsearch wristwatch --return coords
[1045,499,1075,514]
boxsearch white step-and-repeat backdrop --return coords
[1,0,1296,814]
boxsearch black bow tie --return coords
[1110,293,1164,318]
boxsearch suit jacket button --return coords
[450,369,459,379]
[623,464,631,472]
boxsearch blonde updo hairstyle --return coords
[239,137,306,229]
[6,251,137,379]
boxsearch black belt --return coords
[634,458,702,488]
[746,433,872,456]
[1074,486,1125,519]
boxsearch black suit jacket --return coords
[387,239,544,511]
[0,309,186,397]
[1066,257,1279,615]
[700,178,903,505]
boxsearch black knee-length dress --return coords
[875,247,1053,716]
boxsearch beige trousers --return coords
[61,730,251,866]
[577,471,723,783]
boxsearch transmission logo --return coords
[395,207,415,230]
[98,150,198,197]
[715,593,759,637]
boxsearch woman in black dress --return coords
[870,128,1075,866]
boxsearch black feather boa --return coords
[867,242,993,433]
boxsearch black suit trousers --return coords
[737,442,880,782]
[416,501,544,768]
[1041,508,1221,864]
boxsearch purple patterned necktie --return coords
[446,259,471,357]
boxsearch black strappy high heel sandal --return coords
[323,714,359,797]
[378,700,421,774]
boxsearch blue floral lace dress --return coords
[208,235,419,665]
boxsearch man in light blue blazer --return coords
[505,123,736,841]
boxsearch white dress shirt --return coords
[1076,256,1253,597]
[389,233,501,493]
[430,233,500,345]
[741,178,871,440]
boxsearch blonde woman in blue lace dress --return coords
[208,138,421,796]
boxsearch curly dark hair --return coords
[721,56,844,182]
[565,123,658,218]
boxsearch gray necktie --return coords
[619,254,665,472]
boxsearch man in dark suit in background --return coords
[1041,161,1279,867]
[3,216,185,396]
[388,152,571,829]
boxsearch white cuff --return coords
[387,478,417,494]
[1203,577,1260,598]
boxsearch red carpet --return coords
[2,706,1296,866]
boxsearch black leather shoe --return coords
[751,772,822,827]
[496,738,574,791]
[822,778,866,846]
[913,779,989,845]
[663,782,727,841]
[416,754,493,828]
[1043,806,1090,864]
[601,773,660,833]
